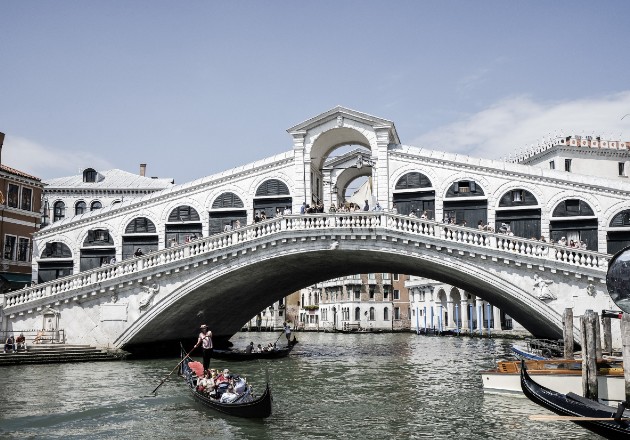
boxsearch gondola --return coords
[179,347,272,418]
[520,361,630,439]
[212,337,298,361]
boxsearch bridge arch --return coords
[114,235,569,349]
[310,127,374,172]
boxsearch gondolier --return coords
[197,324,213,371]
[283,321,291,344]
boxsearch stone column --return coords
[493,304,502,331]
[290,130,308,211]
[447,299,454,330]
[374,127,390,209]
[460,298,469,331]
[475,297,484,335]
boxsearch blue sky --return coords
[2,1,630,184]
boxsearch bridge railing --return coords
[3,212,610,310]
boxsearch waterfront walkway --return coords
[0,344,128,366]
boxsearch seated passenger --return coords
[256,344,263,353]
[220,385,239,403]
[245,342,254,354]
[233,376,248,395]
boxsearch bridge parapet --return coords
[4,213,610,312]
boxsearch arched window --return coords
[83,229,113,246]
[369,307,375,321]
[552,199,594,217]
[212,192,245,209]
[255,179,290,196]
[53,201,65,222]
[125,217,157,234]
[90,201,102,211]
[168,206,200,222]
[75,201,86,215]
[83,168,97,183]
[610,210,630,227]
[395,172,432,189]
[41,242,72,258]
[355,307,361,321]
[498,189,538,207]
[384,307,389,321]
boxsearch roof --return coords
[0,164,41,182]
[44,169,174,190]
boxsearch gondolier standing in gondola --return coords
[197,324,213,371]
[283,321,291,345]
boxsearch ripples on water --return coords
[0,333,604,439]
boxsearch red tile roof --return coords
[0,164,41,181]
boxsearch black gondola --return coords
[212,337,298,361]
[520,361,630,439]
[180,347,272,418]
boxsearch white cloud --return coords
[1,136,112,179]
[412,92,630,160]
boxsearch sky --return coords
[2,1,630,184]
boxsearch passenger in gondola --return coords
[220,385,239,403]
[245,341,254,353]
[256,344,263,353]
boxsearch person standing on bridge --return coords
[197,324,213,371]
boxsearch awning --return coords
[0,273,32,290]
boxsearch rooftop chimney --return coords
[0,132,4,166]
[140,163,146,177]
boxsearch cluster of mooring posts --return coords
[562,308,630,403]
[416,303,500,337]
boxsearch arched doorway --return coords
[38,242,73,283]
[393,172,435,217]
[550,199,597,250]
[209,192,247,235]
[443,179,487,227]
[123,217,158,259]
[80,228,115,271]
[253,179,292,219]
[165,206,202,246]
[495,189,541,239]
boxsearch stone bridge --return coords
[3,212,617,351]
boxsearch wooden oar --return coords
[274,329,285,344]
[529,414,629,422]
[151,342,199,395]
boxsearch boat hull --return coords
[520,365,630,439]
[481,370,623,404]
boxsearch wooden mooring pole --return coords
[580,310,598,400]
[594,312,602,359]
[563,308,574,359]
[602,316,613,355]
[622,313,630,403]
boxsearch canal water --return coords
[0,332,604,439]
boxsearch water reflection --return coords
[0,333,603,439]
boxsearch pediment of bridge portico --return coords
[287,106,401,169]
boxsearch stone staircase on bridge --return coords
[0,344,128,366]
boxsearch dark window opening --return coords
[75,201,86,215]
[21,187,32,211]
[549,160,555,170]
[83,168,97,183]
[565,159,572,172]
[53,201,65,222]
[90,201,102,211]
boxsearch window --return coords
[511,190,523,202]
[565,159,572,172]
[53,201,65,222]
[7,184,19,208]
[549,160,555,170]
[17,238,29,261]
[394,307,401,320]
[383,289,389,299]
[354,290,360,300]
[382,273,390,280]
[90,201,102,211]
[83,168,97,183]
[369,307,375,321]
[369,288,375,300]
[565,199,580,215]
[4,235,16,260]
[75,201,86,215]
[393,290,400,300]
[368,273,375,280]
[384,307,389,321]
[393,273,399,281]
[355,307,360,321]
[21,187,32,211]
[619,162,626,177]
